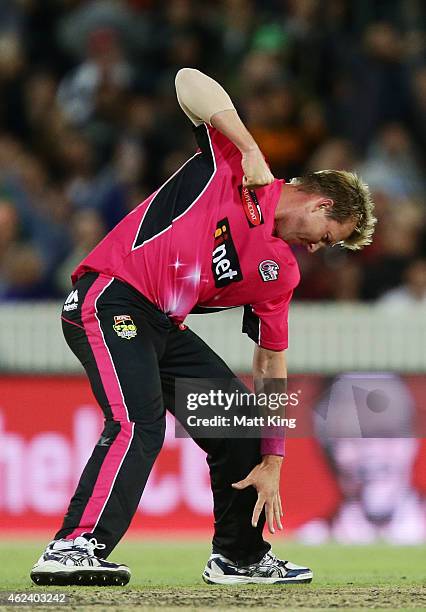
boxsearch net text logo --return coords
[212,218,243,287]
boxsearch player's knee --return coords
[99,414,165,455]
[131,417,166,456]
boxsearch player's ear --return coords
[316,198,333,212]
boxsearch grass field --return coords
[0,540,425,611]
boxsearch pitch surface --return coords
[1,540,425,611]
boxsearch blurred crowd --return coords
[0,0,424,304]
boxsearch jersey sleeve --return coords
[193,123,241,167]
[242,290,293,351]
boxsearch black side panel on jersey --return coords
[133,124,215,249]
[242,305,260,344]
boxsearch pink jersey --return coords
[72,124,300,351]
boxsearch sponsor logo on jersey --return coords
[113,315,137,340]
[239,185,264,228]
[63,289,79,312]
[258,260,280,282]
[212,218,243,288]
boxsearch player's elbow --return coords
[175,67,199,89]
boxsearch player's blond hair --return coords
[295,170,377,250]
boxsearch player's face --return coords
[278,198,357,252]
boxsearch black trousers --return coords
[56,272,270,565]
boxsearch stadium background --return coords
[0,0,425,545]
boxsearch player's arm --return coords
[232,346,286,534]
[252,345,287,379]
[175,67,274,189]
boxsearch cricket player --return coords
[30,69,376,586]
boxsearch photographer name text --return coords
[186,415,296,428]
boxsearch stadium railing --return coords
[0,303,425,373]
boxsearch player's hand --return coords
[231,455,283,534]
[241,147,275,190]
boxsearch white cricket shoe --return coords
[30,536,131,586]
[203,551,313,584]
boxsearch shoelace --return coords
[246,552,278,570]
[262,552,277,565]
[75,537,106,556]
[50,537,106,558]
